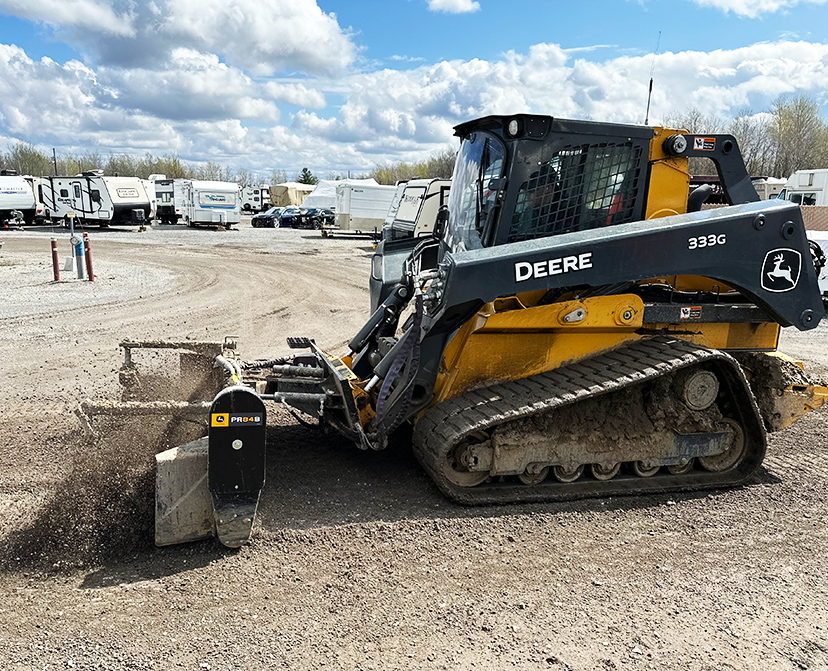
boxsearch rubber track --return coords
[412,336,767,504]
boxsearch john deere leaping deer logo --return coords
[761,248,802,293]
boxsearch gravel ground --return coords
[0,218,827,671]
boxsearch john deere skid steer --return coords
[79,114,828,547]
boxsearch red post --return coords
[83,232,95,282]
[50,238,60,282]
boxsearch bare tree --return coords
[728,110,774,177]
[270,169,287,185]
[370,145,457,185]
[5,142,54,176]
[769,96,828,178]
[196,161,234,182]
[235,168,253,188]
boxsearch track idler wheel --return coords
[443,433,488,487]
[699,419,745,472]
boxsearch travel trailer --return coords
[40,173,151,227]
[178,180,240,228]
[778,169,828,206]
[382,178,451,241]
[150,174,177,224]
[241,185,271,212]
[327,182,397,237]
[0,173,37,224]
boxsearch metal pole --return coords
[73,236,85,280]
[83,232,94,282]
[50,238,60,281]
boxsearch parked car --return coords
[251,206,283,228]
[280,206,309,228]
[303,207,335,230]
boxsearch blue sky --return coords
[0,0,827,179]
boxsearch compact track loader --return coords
[79,114,828,547]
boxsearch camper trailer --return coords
[0,173,37,224]
[179,180,240,228]
[382,178,451,241]
[40,173,151,227]
[327,182,397,237]
[150,175,177,224]
[778,169,828,206]
[241,185,271,213]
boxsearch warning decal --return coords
[693,137,716,151]
[679,306,703,320]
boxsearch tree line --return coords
[0,145,292,187]
[666,96,828,178]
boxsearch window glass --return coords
[508,142,642,243]
[445,133,505,251]
[73,184,81,199]
[60,189,68,197]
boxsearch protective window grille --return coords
[507,141,642,243]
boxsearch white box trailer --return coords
[303,178,379,210]
[0,174,37,224]
[383,178,451,241]
[241,185,271,213]
[179,180,240,228]
[329,182,398,237]
[778,169,828,206]
[40,173,151,227]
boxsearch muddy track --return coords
[0,225,827,671]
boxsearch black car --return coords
[279,206,309,228]
[251,207,283,228]
[303,208,335,229]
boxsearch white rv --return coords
[383,178,451,241]
[241,185,271,213]
[40,173,151,227]
[329,182,398,237]
[150,174,177,224]
[778,169,828,206]
[0,174,37,224]
[179,180,240,228]
[751,177,786,200]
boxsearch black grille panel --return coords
[507,142,643,243]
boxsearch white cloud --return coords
[0,0,355,75]
[0,0,135,36]
[2,37,828,176]
[426,0,481,13]
[264,82,326,108]
[688,0,828,18]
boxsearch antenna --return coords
[644,31,661,126]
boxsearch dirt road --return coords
[1,224,826,670]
